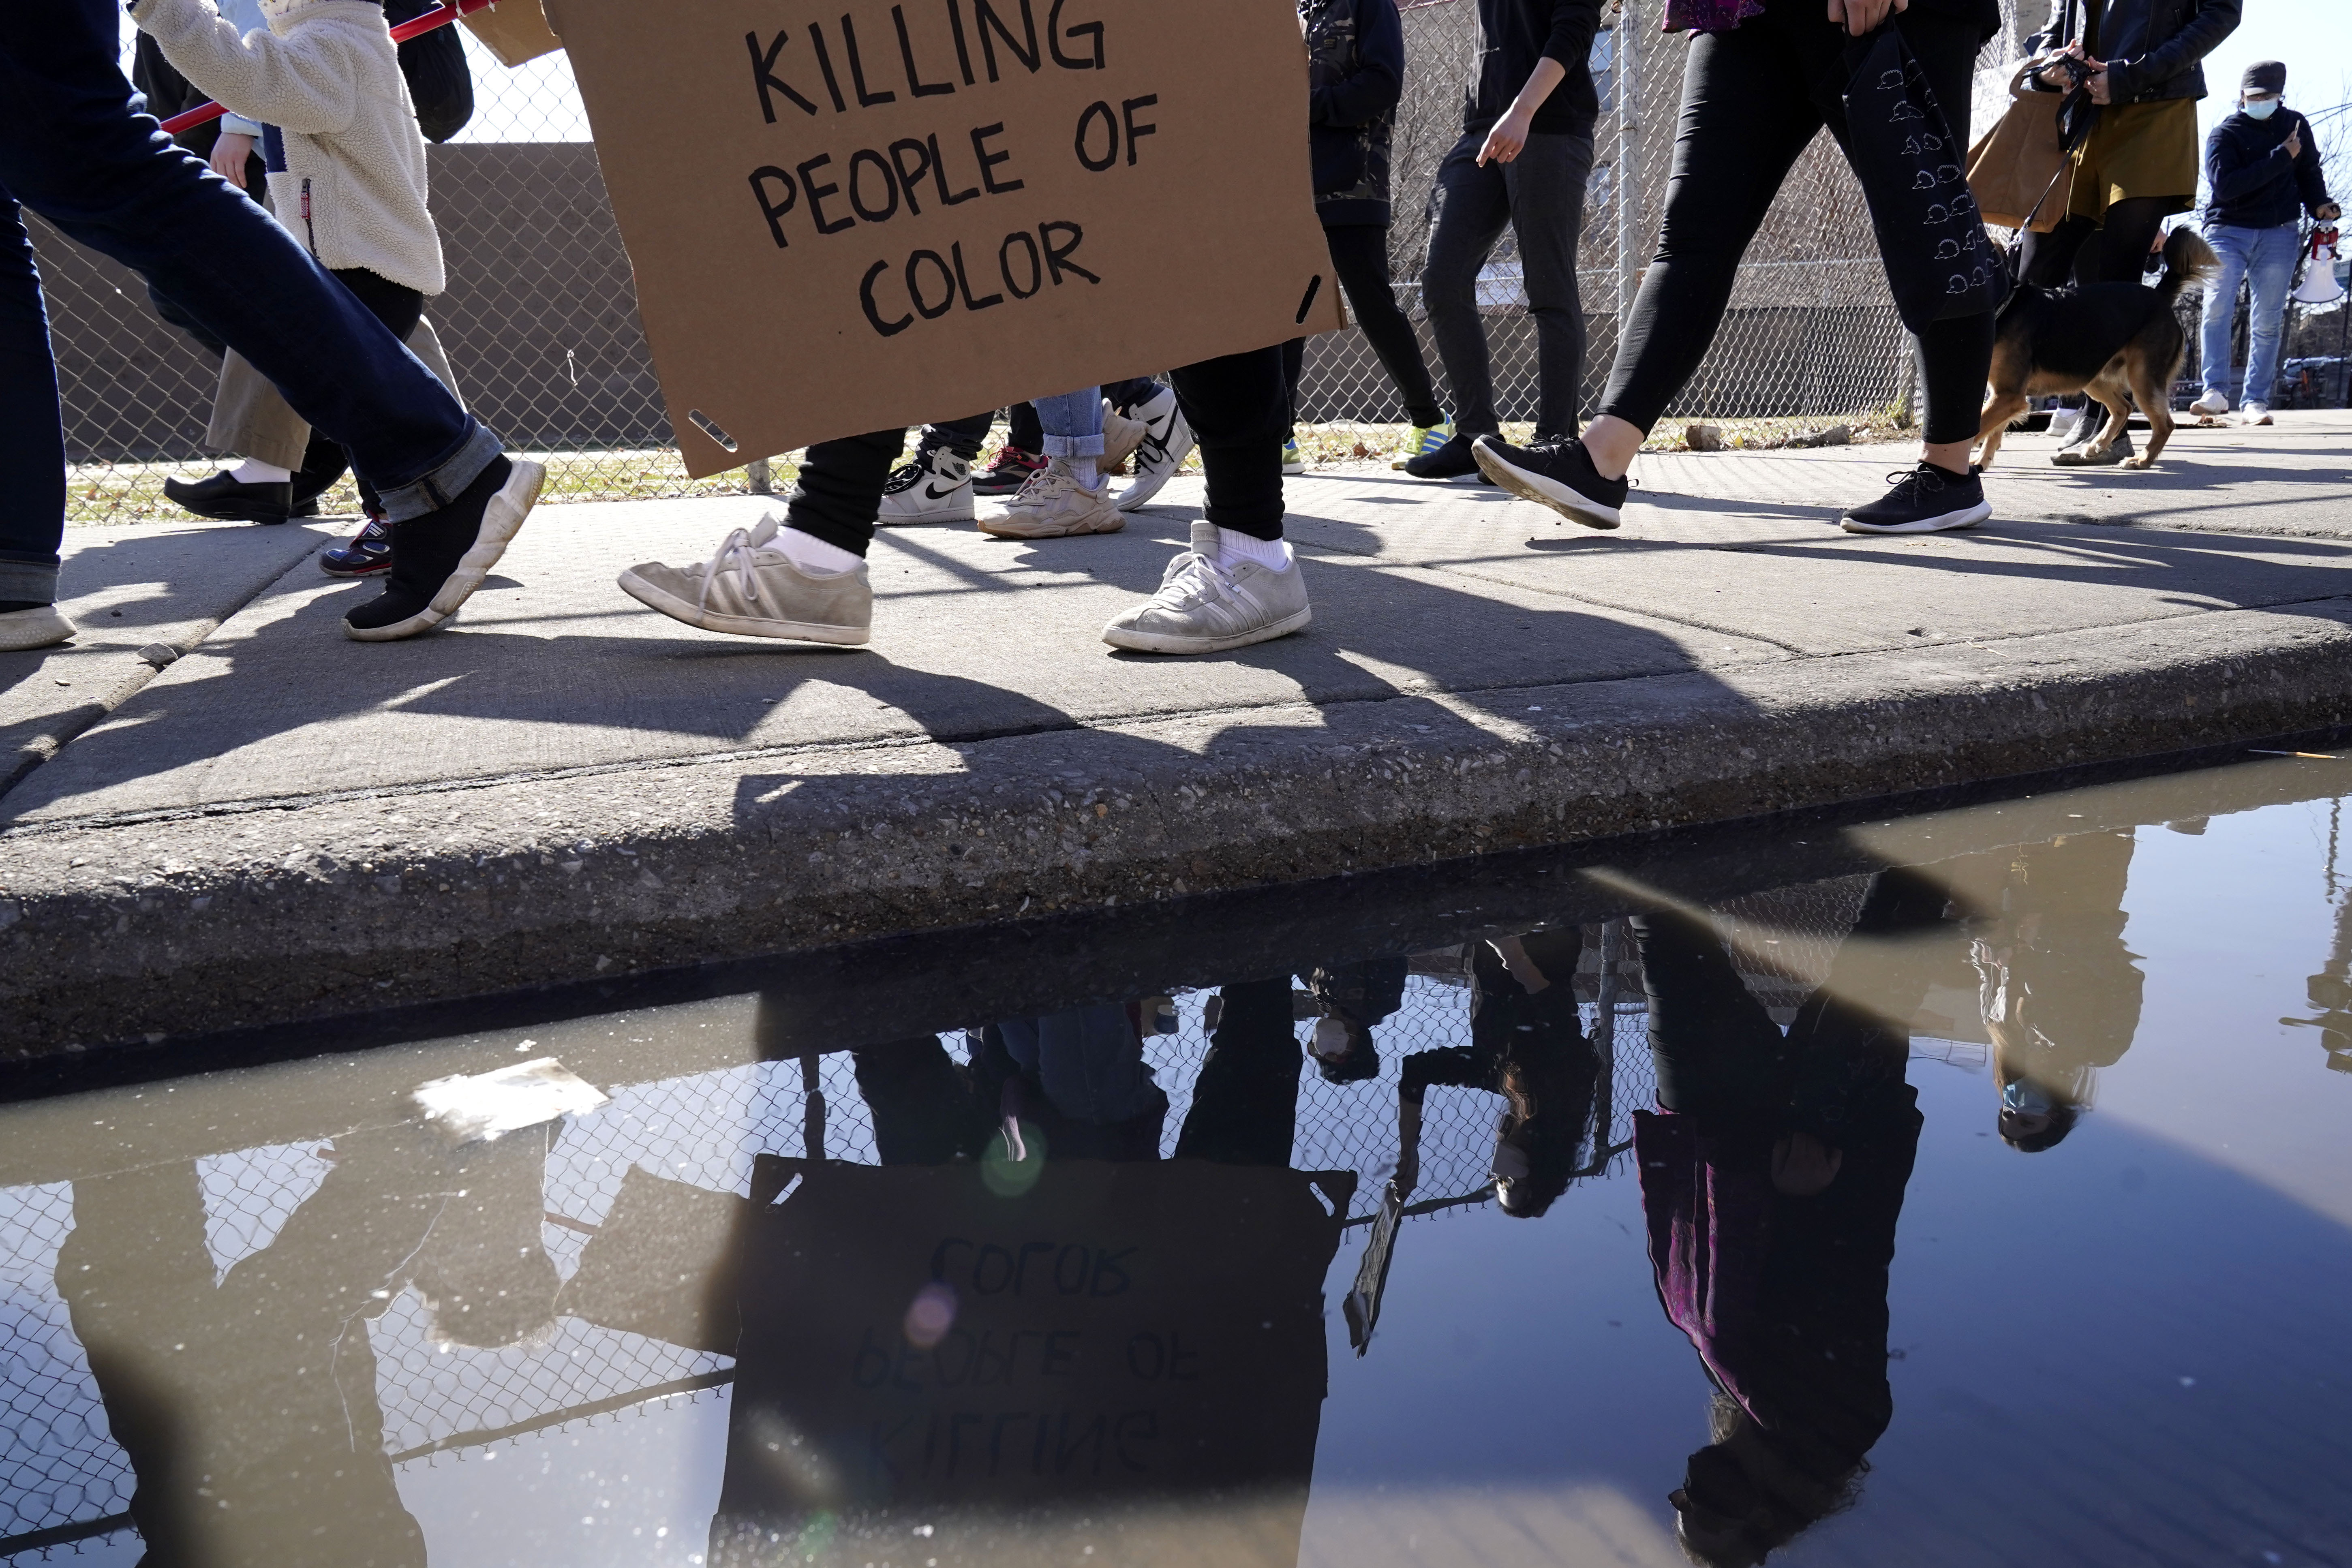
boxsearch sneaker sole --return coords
[344,459,545,642]
[1840,500,1991,535]
[615,567,872,645]
[1472,443,1622,528]
[0,607,76,652]
[877,501,978,524]
[1102,604,1312,655]
[976,511,1125,539]
[317,558,392,579]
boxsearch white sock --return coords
[230,457,291,484]
[778,525,863,577]
[1068,456,1099,489]
[1216,528,1292,571]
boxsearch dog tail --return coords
[2156,227,2220,303]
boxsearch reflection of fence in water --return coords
[30,910,2006,1559]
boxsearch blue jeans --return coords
[1032,387,1105,458]
[2200,221,2301,405]
[0,0,495,602]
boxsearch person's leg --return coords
[0,0,492,520]
[2198,224,2251,401]
[1505,130,1594,441]
[1585,19,1824,470]
[2240,220,2301,413]
[1008,401,1043,453]
[1324,223,1443,430]
[1627,909,1786,1117]
[1102,346,1306,652]
[784,430,904,557]
[1173,977,1301,1166]
[1473,17,1817,526]
[985,386,1123,537]
[2084,196,2172,285]
[925,411,995,461]
[1420,133,1513,439]
[2019,214,2099,289]
[0,187,67,622]
[207,351,314,475]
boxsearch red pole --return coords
[154,0,505,136]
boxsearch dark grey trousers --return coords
[1422,127,1594,440]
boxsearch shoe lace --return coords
[1146,547,1237,613]
[699,517,783,610]
[1884,464,1946,500]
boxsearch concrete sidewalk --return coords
[3,413,2349,1052]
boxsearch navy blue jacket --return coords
[2203,108,2333,230]
[1465,0,1602,139]
[1304,0,1405,227]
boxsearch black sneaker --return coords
[1400,431,1485,479]
[343,456,544,641]
[164,470,295,524]
[973,446,1046,496]
[1470,435,1627,529]
[1840,462,1991,535]
[318,514,393,578]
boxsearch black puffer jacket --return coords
[2026,0,2240,107]
[1303,0,1405,227]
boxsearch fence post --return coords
[1615,0,1641,327]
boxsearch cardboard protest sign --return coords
[460,0,563,68]
[555,1165,748,1353]
[548,0,1347,476]
[711,1156,1354,1567]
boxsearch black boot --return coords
[163,470,294,524]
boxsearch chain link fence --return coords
[42,0,2106,524]
[0,878,2025,1561]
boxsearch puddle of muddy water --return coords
[4,753,2351,1568]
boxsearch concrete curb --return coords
[4,599,2350,1054]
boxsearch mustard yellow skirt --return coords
[2066,98,2200,219]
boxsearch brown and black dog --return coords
[1975,227,2219,471]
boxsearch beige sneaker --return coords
[980,460,1125,539]
[1101,401,1150,469]
[617,514,871,644]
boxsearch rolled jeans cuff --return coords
[0,556,60,603]
[1040,432,1105,458]
[373,419,501,522]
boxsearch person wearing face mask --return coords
[2188,61,2339,426]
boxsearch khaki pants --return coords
[207,317,461,471]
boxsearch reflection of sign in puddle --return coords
[713,1157,1353,1566]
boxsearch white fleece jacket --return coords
[132,0,446,296]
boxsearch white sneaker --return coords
[2046,405,2084,445]
[1117,387,1196,512]
[0,603,76,652]
[1102,520,1311,654]
[877,445,974,524]
[2241,402,2273,426]
[2188,389,2229,417]
[980,458,1124,539]
[617,514,872,644]
[1101,401,1150,471]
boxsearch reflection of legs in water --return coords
[60,1136,441,1567]
[1174,978,1301,1166]
[1786,869,1955,1139]
[1631,908,1788,1119]
[851,1036,991,1165]
[1470,929,1603,1217]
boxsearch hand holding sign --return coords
[555,0,1344,476]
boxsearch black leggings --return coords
[1595,1,1995,447]
[1284,223,1443,432]
[787,347,1288,553]
[2018,195,2174,287]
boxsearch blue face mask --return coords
[2244,97,2281,120]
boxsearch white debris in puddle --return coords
[411,1058,606,1145]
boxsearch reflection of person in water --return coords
[1301,957,1410,1085]
[1631,872,1947,1567]
[849,971,1314,1170]
[1960,832,2145,1153]
[1395,929,1602,1218]
[56,1123,563,1566]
